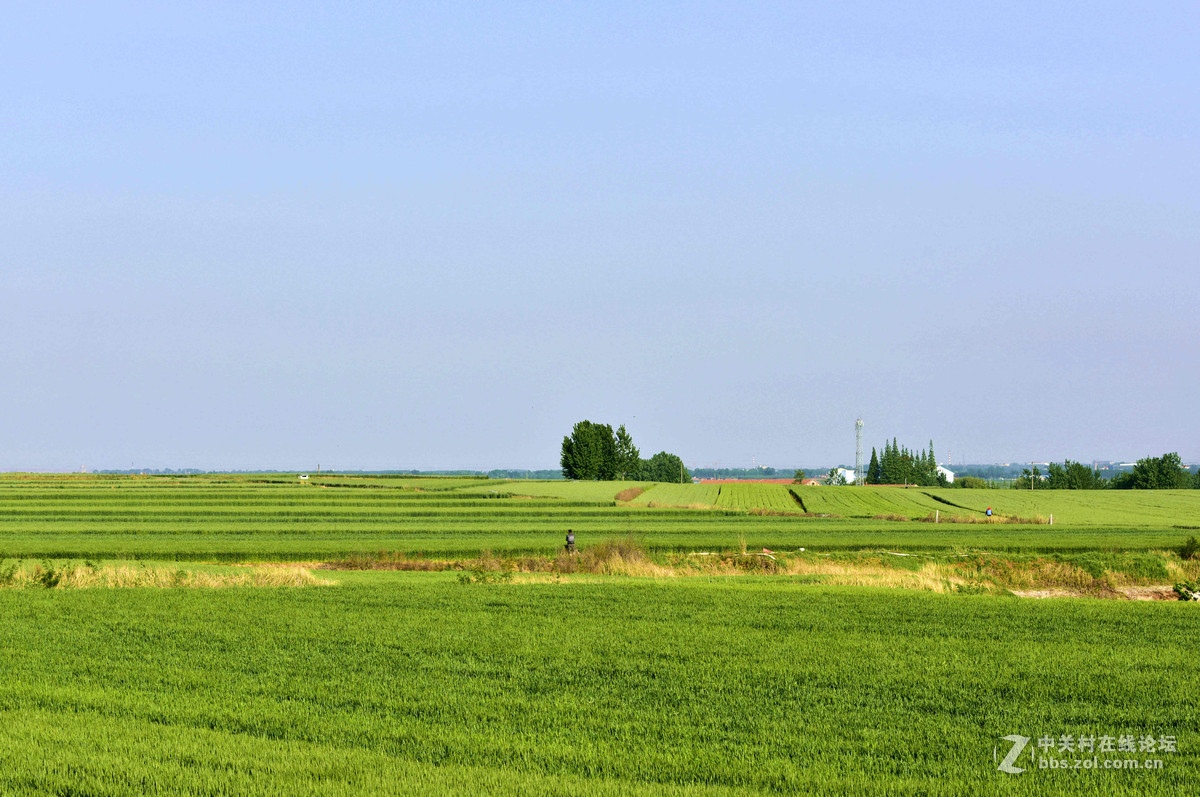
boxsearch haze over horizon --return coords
[3,3,1197,472]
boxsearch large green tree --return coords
[614,425,641,480]
[561,421,684,482]
[640,451,690,483]
[560,420,618,480]
[1044,460,1105,489]
[866,448,881,484]
[1113,452,1192,490]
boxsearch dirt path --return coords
[1012,586,1178,600]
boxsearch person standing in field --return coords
[565,529,576,554]
[986,507,993,518]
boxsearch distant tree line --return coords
[306,469,567,479]
[690,467,778,479]
[486,469,565,480]
[560,420,690,482]
[948,463,1026,480]
[96,469,206,475]
[1012,461,1103,489]
[865,439,945,486]
[1009,453,1197,490]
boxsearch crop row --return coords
[713,484,802,512]
[0,503,626,518]
[629,484,723,507]
[0,527,1190,563]
[5,479,1200,527]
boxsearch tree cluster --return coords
[865,439,943,486]
[1021,460,1103,490]
[956,476,989,489]
[1013,453,1196,490]
[639,451,690,483]
[1111,452,1195,490]
[1012,465,1042,490]
[560,421,690,483]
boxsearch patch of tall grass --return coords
[0,561,329,589]
[918,512,1051,524]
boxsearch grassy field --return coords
[794,484,956,518]
[1,574,1198,795]
[1,474,1199,794]
[630,482,724,508]
[1,475,1198,560]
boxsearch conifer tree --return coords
[867,448,881,484]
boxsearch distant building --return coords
[834,467,857,485]
[937,465,955,484]
[800,478,823,486]
[298,474,309,480]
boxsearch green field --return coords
[1,474,1199,794]
[2,475,1198,560]
[2,573,1197,795]
[630,482,724,507]
[713,483,802,513]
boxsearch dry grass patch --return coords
[644,501,717,510]
[1,561,330,589]
[553,538,673,577]
[782,558,973,593]
[973,558,1110,594]
[918,513,1051,525]
[320,551,454,571]
[309,544,1200,601]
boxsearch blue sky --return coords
[2,2,1197,471]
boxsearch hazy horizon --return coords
[4,3,1196,471]
[16,455,1194,476]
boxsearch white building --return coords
[937,465,955,483]
[833,467,857,485]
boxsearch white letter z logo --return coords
[996,735,1030,774]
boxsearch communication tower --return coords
[855,419,864,485]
